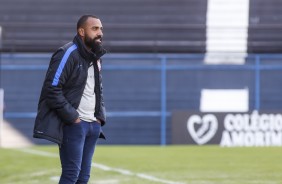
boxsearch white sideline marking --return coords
[50,176,60,182]
[20,148,58,157]
[17,148,185,184]
[94,163,185,184]
[95,179,120,184]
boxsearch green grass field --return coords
[1,145,282,184]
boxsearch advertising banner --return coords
[172,111,282,147]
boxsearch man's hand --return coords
[96,119,101,124]
[74,118,81,123]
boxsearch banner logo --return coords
[187,114,218,145]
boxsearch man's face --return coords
[80,17,103,50]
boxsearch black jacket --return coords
[33,35,107,144]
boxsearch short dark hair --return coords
[77,15,99,31]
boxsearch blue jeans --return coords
[59,120,101,184]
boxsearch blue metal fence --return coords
[2,53,282,145]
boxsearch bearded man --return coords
[33,15,107,184]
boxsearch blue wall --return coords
[2,53,282,145]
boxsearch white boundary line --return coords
[18,148,185,184]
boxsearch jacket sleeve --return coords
[44,48,79,124]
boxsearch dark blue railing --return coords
[2,53,282,145]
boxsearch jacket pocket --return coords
[34,104,64,144]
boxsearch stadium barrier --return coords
[2,53,282,146]
[0,89,3,147]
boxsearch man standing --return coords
[33,15,107,184]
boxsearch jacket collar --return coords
[73,34,106,61]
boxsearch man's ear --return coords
[78,28,85,37]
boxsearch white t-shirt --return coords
[77,64,97,122]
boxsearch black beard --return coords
[84,35,103,52]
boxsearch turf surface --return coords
[1,145,282,184]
